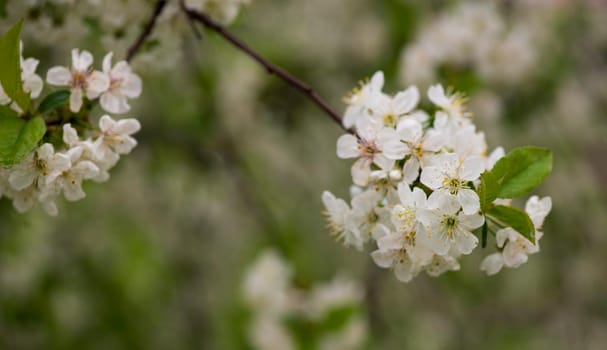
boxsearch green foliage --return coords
[0,115,46,166]
[38,90,71,113]
[490,147,553,199]
[478,171,499,212]
[0,20,30,112]
[486,205,536,243]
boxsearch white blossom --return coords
[100,52,142,114]
[46,49,110,112]
[420,152,484,215]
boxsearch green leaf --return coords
[478,171,499,211]
[0,103,18,119]
[486,205,535,243]
[38,90,71,113]
[0,115,46,166]
[490,146,553,199]
[0,20,30,111]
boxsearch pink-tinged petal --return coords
[457,189,480,215]
[371,250,394,269]
[459,155,484,181]
[394,261,415,283]
[495,228,511,248]
[336,134,359,159]
[102,52,114,74]
[397,182,413,205]
[428,84,448,108]
[351,158,371,186]
[422,130,445,152]
[370,71,384,90]
[412,187,427,207]
[454,229,478,255]
[377,234,403,251]
[73,50,93,71]
[100,90,128,114]
[420,166,444,190]
[342,106,363,129]
[458,211,485,230]
[427,233,450,256]
[440,193,461,215]
[111,61,132,79]
[480,253,504,276]
[378,128,407,159]
[396,118,422,143]
[402,157,420,184]
[99,115,115,132]
[393,86,419,115]
[86,71,110,99]
[439,153,460,177]
[502,242,528,267]
[8,169,35,191]
[121,74,142,98]
[46,66,72,86]
[69,88,83,113]
[114,118,141,135]
[373,154,395,171]
[415,208,436,227]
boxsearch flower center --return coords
[358,139,379,159]
[441,215,459,238]
[443,177,465,195]
[383,113,398,127]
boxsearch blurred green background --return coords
[1,0,607,349]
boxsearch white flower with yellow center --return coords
[417,192,484,256]
[46,49,110,112]
[368,86,420,128]
[428,84,471,123]
[321,191,363,250]
[100,52,142,114]
[337,118,407,186]
[396,118,445,184]
[420,152,484,215]
[342,71,385,129]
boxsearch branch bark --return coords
[126,0,168,62]
[179,2,354,135]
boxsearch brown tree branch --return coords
[179,2,354,135]
[126,0,168,62]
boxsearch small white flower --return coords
[99,52,142,114]
[21,57,43,99]
[396,118,445,183]
[337,118,407,186]
[368,86,420,128]
[8,144,71,191]
[428,84,470,122]
[322,191,363,250]
[417,192,484,256]
[346,190,391,244]
[95,115,141,156]
[480,196,551,275]
[424,253,461,277]
[342,71,385,129]
[46,49,110,112]
[420,152,484,215]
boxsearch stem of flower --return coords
[126,0,168,62]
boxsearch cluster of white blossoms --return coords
[480,196,552,275]
[0,48,142,216]
[399,2,538,88]
[242,249,367,350]
[322,71,552,282]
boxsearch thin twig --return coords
[180,1,353,134]
[126,0,168,62]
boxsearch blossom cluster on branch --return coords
[323,71,553,282]
[0,24,142,216]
